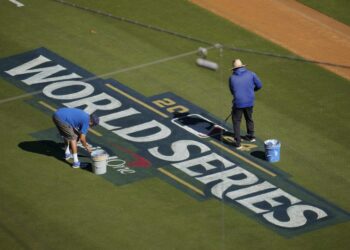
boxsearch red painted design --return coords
[111,144,151,168]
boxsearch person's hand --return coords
[86,146,93,155]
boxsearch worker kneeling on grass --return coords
[52,107,99,168]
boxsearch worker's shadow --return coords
[251,150,266,161]
[18,140,91,170]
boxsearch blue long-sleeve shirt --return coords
[229,67,262,108]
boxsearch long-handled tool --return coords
[224,112,232,123]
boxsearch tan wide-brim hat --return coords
[232,59,246,69]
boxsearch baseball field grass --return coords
[0,0,349,249]
[297,0,350,25]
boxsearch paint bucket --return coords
[264,139,281,162]
[91,149,109,175]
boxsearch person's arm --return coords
[78,115,92,153]
[79,134,92,154]
[253,73,262,91]
[229,77,234,95]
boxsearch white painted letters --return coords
[237,188,301,214]
[263,204,327,228]
[113,120,171,142]
[148,140,210,162]
[43,81,94,100]
[196,166,259,199]
[172,153,234,177]
[5,55,81,85]
[99,108,140,130]
[64,92,122,114]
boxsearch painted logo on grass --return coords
[0,48,348,237]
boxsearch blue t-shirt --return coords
[54,108,90,135]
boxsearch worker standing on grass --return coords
[229,59,262,149]
[52,108,99,168]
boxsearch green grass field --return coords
[297,0,350,25]
[0,0,349,249]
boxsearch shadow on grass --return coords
[18,140,92,171]
[18,140,67,163]
[251,150,266,161]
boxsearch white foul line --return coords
[281,1,350,40]
[0,46,216,105]
[9,0,24,7]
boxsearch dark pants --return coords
[231,106,254,145]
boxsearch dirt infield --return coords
[191,0,350,80]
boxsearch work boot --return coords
[243,135,256,142]
[233,142,243,150]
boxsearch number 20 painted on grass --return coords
[153,98,189,114]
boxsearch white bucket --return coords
[91,149,109,175]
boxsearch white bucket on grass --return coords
[91,149,109,175]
